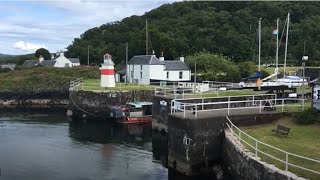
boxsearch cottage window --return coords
[140,72,143,79]
[140,65,143,70]
[167,72,169,79]
[131,71,133,78]
[179,71,183,79]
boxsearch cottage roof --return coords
[41,60,56,67]
[164,60,190,70]
[128,55,164,65]
[117,68,126,75]
[68,58,80,64]
[22,60,38,67]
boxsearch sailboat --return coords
[240,13,307,88]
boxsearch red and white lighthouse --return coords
[100,53,115,88]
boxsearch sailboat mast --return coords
[145,19,149,55]
[275,18,279,77]
[283,13,290,77]
[258,18,261,72]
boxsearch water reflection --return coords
[68,120,152,145]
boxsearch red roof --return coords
[104,53,111,56]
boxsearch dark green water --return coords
[0,110,228,180]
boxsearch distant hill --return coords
[0,53,35,65]
[0,53,12,58]
[66,1,320,66]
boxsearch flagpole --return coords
[258,18,261,72]
[275,18,279,79]
[283,13,290,78]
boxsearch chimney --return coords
[39,55,44,63]
[180,56,185,62]
[60,50,64,57]
[159,52,164,61]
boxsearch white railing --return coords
[171,95,305,118]
[69,77,82,90]
[155,87,218,99]
[225,116,320,177]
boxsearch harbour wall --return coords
[0,90,69,107]
[68,90,154,119]
[223,130,305,180]
[167,112,283,176]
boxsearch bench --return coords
[272,125,290,136]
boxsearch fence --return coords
[225,116,320,177]
[69,77,82,90]
[171,94,305,118]
[155,86,218,99]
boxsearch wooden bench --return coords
[272,125,290,137]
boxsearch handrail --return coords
[172,96,305,118]
[225,116,320,176]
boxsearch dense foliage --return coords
[66,1,320,66]
[293,108,320,124]
[0,66,100,91]
[35,48,51,60]
[185,51,240,81]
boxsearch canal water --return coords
[0,109,229,180]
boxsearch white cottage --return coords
[127,54,191,85]
[53,51,80,68]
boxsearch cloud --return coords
[1,1,179,55]
[13,41,47,51]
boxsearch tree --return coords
[185,51,240,82]
[238,61,257,78]
[35,48,51,60]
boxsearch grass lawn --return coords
[75,79,156,91]
[239,117,320,179]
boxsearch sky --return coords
[0,0,177,55]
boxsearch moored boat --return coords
[110,101,152,124]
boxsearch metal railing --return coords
[155,87,218,99]
[171,94,304,118]
[225,116,320,177]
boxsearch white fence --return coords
[225,116,320,177]
[171,94,305,118]
[155,87,218,99]
[69,77,82,90]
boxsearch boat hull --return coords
[117,116,152,124]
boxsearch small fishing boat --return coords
[110,101,152,124]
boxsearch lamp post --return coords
[193,61,197,93]
[302,55,308,110]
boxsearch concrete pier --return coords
[167,109,282,176]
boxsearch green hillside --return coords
[66,1,320,66]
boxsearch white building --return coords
[22,51,80,68]
[127,54,191,84]
[53,51,80,68]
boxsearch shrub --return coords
[293,108,320,124]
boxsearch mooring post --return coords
[282,99,284,112]
[259,100,262,113]
[202,98,204,110]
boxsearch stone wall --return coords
[223,130,305,180]
[167,112,283,176]
[0,90,69,106]
[68,90,154,119]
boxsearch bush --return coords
[293,108,320,124]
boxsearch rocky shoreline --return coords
[0,90,69,108]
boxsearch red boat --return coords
[110,102,152,124]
